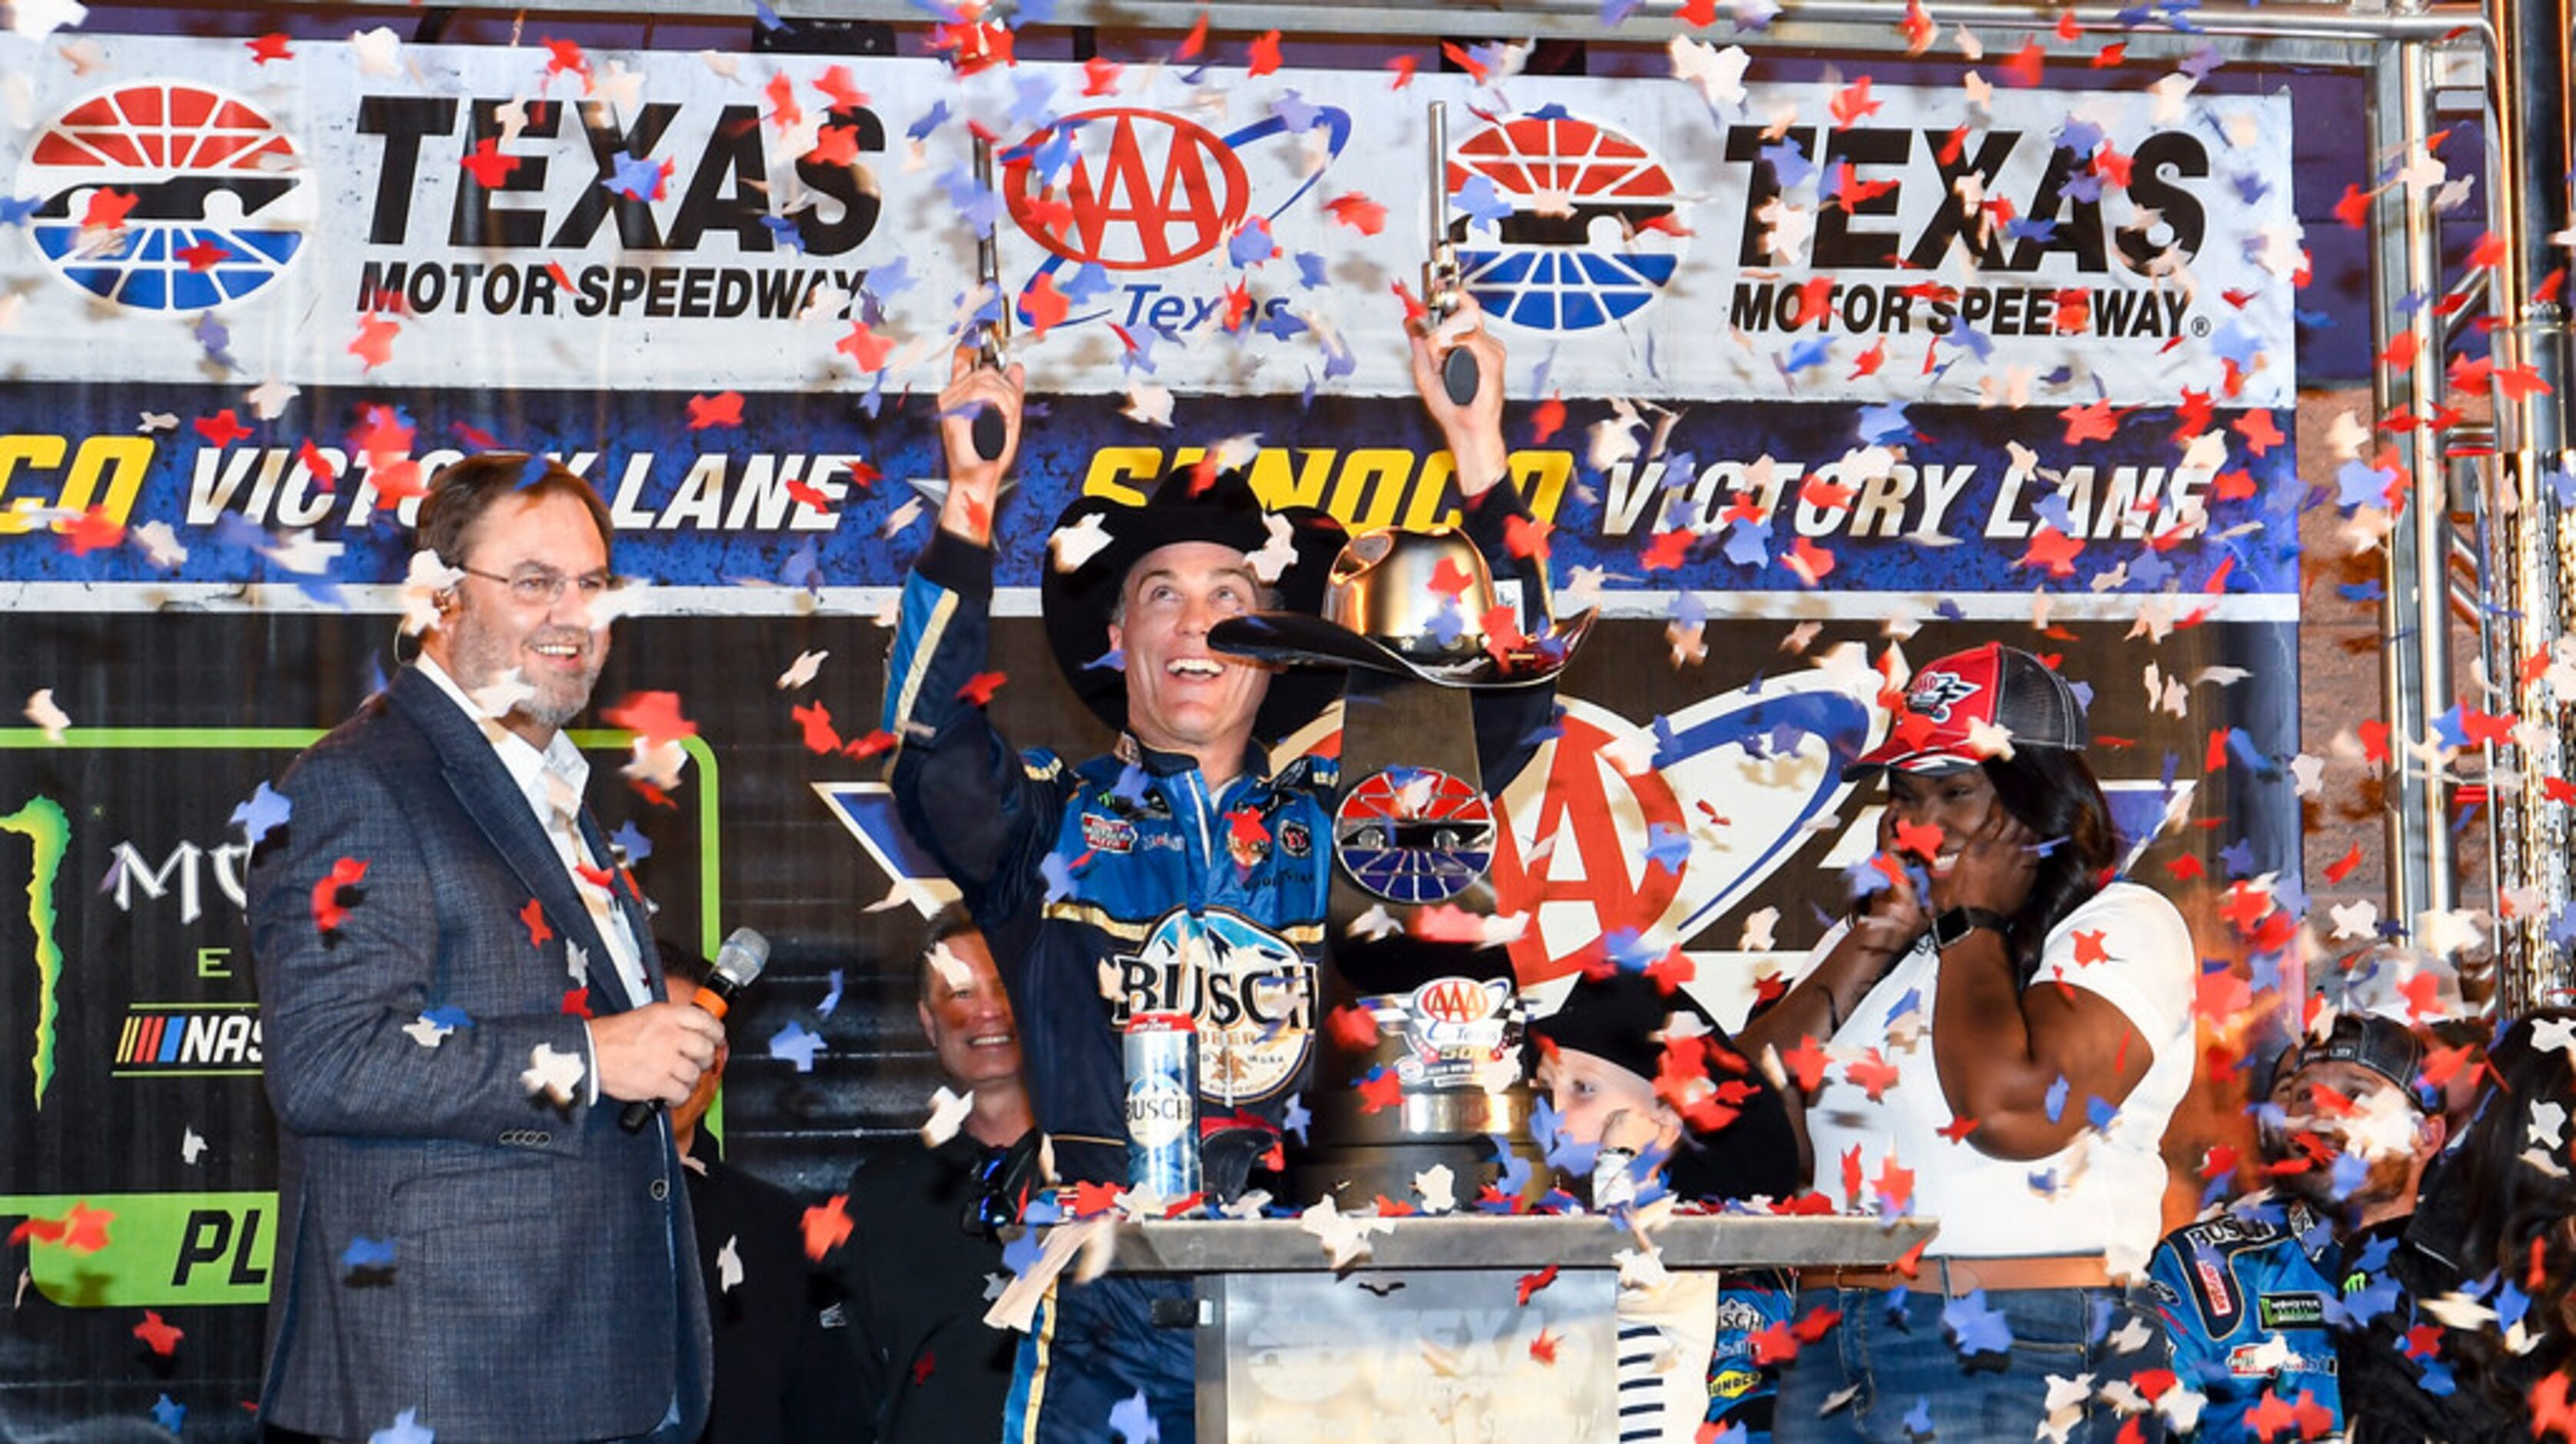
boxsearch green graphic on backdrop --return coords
[3,725,724,1308]
[0,1192,277,1306]
[2,794,68,1111]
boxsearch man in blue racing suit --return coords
[880,300,1559,1444]
[2146,1011,2445,1438]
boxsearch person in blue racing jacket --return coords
[879,298,1561,1444]
[2146,1010,2445,1437]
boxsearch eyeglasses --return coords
[457,565,624,607]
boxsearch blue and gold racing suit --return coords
[880,484,1549,1442]
[2147,1191,2347,1436]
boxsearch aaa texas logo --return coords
[19,81,314,311]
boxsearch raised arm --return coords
[1921,810,2159,1160]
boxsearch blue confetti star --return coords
[1109,1387,1160,1442]
[1280,1093,1311,1143]
[1000,1226,1047,1276]
[231,780,293,848]
[768,1020,825,1073]
[421,1004,472,1030]
[1450,173,1513,234]
[1271,89,1323,132]
[2044,1074,2071,1124]
[604,151,662,201]
[608,819,653,865]
[906,101,950,144]
[0,194,38,227]
[1856,402,1913,446]
[1944,1289,2015,1356]
[1061,261,1113,304]
[1902,1396,1935,1438]
[818,968,844,1018]
[1643,823,1692,876]
[342,1236,398,1274]
[1040,850,1078,904]
[151,1395,186,1434]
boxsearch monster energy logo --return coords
[2,795,68,1110]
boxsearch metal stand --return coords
[1100,1213,1937,1441]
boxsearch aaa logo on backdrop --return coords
[1491,682,1872,984]
[1002,103,1353,324]
[1450,111,1686,333]
[20,81,315,311]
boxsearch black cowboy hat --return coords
[1039,464,1347,744]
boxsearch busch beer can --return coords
[1123,1012,1201,1203]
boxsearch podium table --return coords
[1100,1213,1938,1442]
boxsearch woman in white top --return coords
[1737,644,2193,1443]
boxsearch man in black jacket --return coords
[662,941,862,1442]
[826,912,1036,1441]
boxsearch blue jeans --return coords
[1773,1283,2165,1442]
[1003,1274,1196,1444]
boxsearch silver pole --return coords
[2369,39,2458,947]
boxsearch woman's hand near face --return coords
[1929,803,2040,917]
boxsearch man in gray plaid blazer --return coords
[249,455,722,1441]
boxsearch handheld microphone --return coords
[620,926,768,1134]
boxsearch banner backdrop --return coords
[0,36,2298,406]
[0,25,2313,1438]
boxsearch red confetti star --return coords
[1781,1034,1831,1093]
[910,1351,937,1386]
[519,897,553,949]
[2060,398,2121,444]
[195,408,254,448]
[791,701,843,754]
[1785,536,1837,587]
[1326,1003,1381,1053]
[956,671,1007,706]
[1072,1179,1124,1217]
[134,1310,183,1357]
[1529,395,1566,444]
[1384,54,1419,88]
[2019,525,2085,577]
[1999,38,2047,87]
[311,857,369,934]
[2072,929,2108,966]
[59,506,125,557]
[1174,9,1210,60]
[459,136,521,188]
[1842,1047,1900,1103]
[561,987,594,1019]
[1528,1328,1559,1365]
[1020,272,1071,338]
[602,691,700,750]
[1889,817,1943,860]
[844,729,897,760]
[1936,1113,1980,1143]
[1081,55,1123,95]
[176,239,231,271]
[835,321,894,372]
[1829,75,1882,128]
[81,188,138,230]
[687,391,744,430]
[1246,28,1283,75]
[1323,192,1387,235]
[1356,1068,1403,1115]
[246,32,294,63]
[800,1195,854,1260]
[1515,1263,1559,1306]
[349,313,401,371]
[1640,528,1694,571]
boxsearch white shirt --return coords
[416,655,651,1008]
[1796,881,2195,1276]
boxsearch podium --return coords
[1102,1213,1939,1442]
